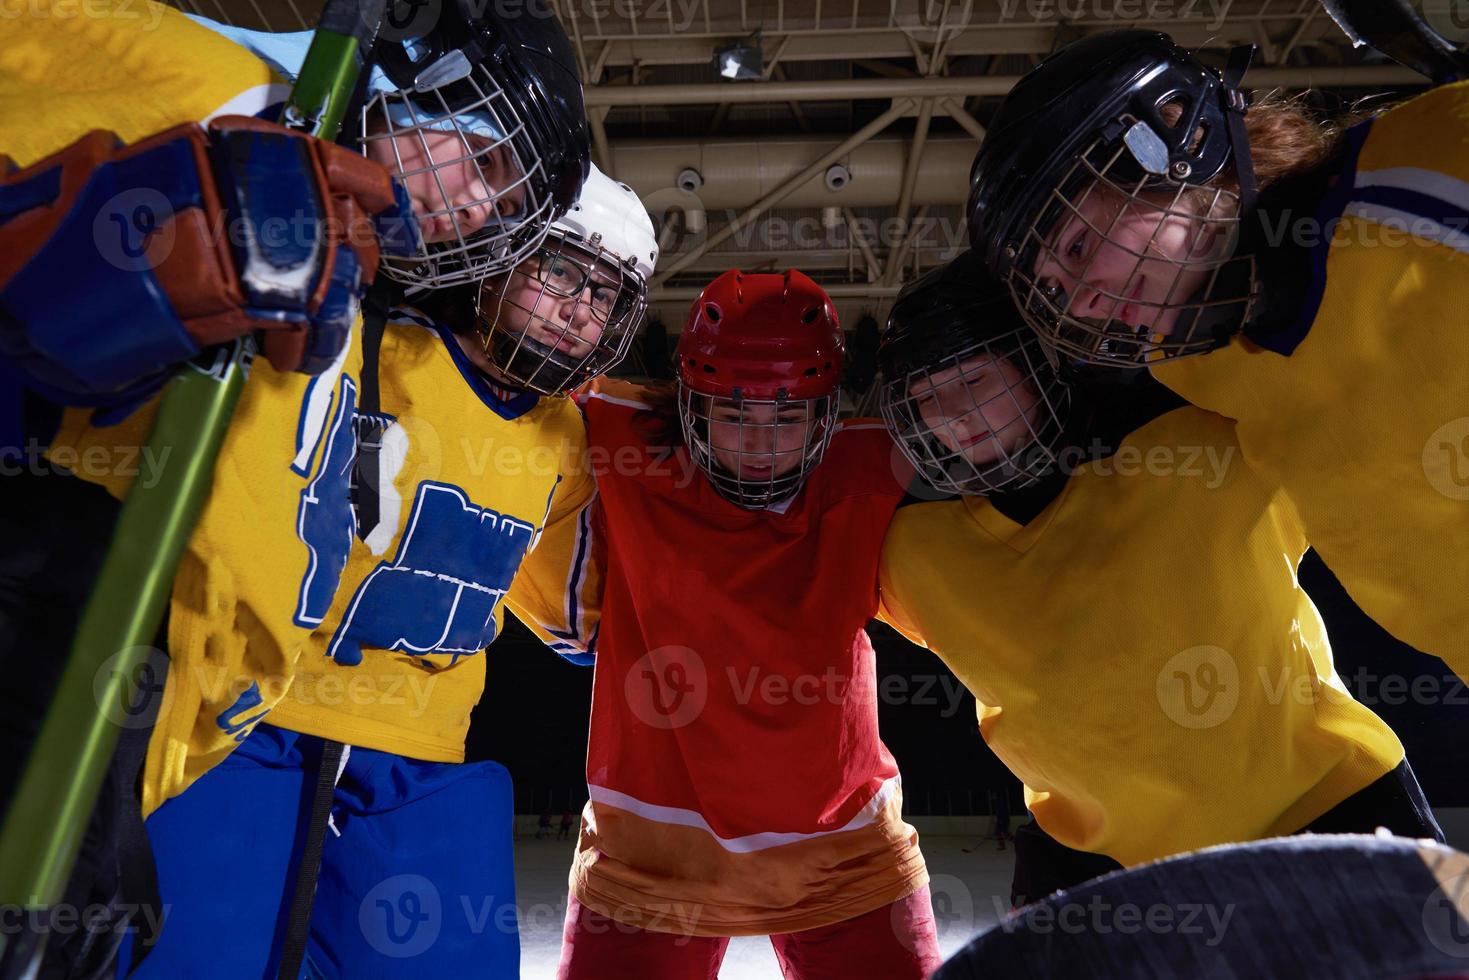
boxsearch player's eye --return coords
[1065,227,1089,263]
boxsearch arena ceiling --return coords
[181,0,1427,344]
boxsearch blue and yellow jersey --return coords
[878,406,1404,868]
[1153,81,1469,679]
[265,310,594,761]
[16,5,595,809]
[0,0,288,166]
[9,0,351,813]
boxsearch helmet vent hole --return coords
[703,364,716,374]
[801,306,820,324]
[1158,95,1191,130]
[704,303,722,323]
[1187,121,1208,155]
[804,367,818,377]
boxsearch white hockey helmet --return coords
[477,164,659,395]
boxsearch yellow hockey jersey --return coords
[20,6,595,809]
[1,0,289,166]
[13,0,338,814]
[878,406,1404,868]
[1153,81,1469,681]
[265,310,595,761]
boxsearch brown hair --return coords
[1240,93,1361,188]
[1161,92,1362,192]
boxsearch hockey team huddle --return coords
[3,0,1467,977]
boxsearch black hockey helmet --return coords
[879,251,1071,496]
[969,30,1255,278]
[966,30,1259,367]
[367,0,591,288]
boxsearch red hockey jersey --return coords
[558,380,928,936]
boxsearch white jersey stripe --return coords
[1343,202,1469,256]
[587,775,900,854]
[1354,166,1469,217]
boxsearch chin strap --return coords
[1221,44,1259,217]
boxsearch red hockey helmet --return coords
[675,270,844,509]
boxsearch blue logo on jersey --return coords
[293,376,358,628]
[326,481,537,666]
[217,683,269,743]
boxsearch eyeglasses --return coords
[524,247,624,319]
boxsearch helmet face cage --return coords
[881,327,1071,496]
[362,67,559,289]
[1008,121,1259,368]
[477,233,649,396]
[678,388,840,509]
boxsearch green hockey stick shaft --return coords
[0,0,385,967]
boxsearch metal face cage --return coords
[477,234,649,395]
[1008,121,1259,368]
[881,327,1071,496]
[678,387,840,509]
[362,66,558,289]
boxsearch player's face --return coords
[485,250,617,359]
[706,400,815,481]
[1031,182,1220,337]
[909,352,1042,466]
[365,128,526,244]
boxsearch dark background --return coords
[469,551,1469,818]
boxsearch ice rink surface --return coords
[514,833,1015,979]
